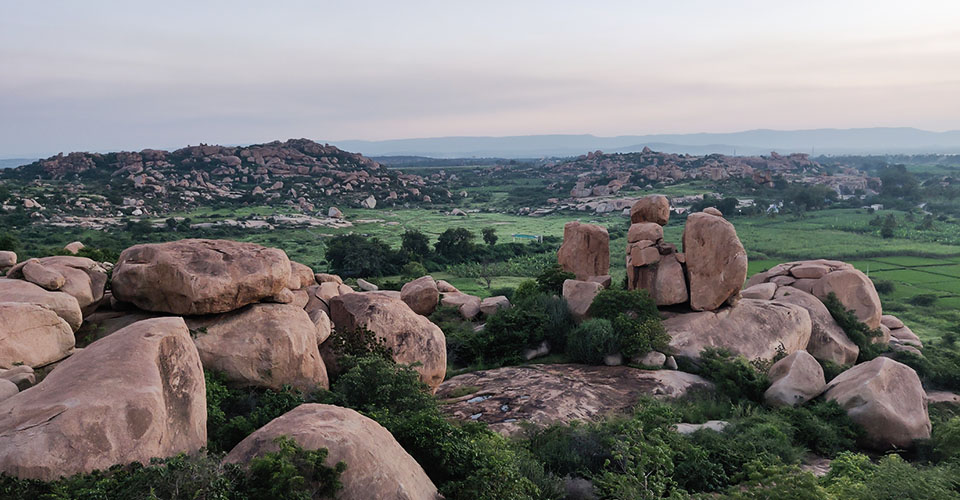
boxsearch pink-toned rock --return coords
[0,302,74,368]
[315,273,343,284]
[25,256,109,316]
[563,279,603,321]
[652,253,688,306]
[436,280,459,293]
[310,308,332,345]
[881,315,905,330]
[627,222,664,243]
[825,357,931,450]
[682,212,748,311]
[288,261,316,289]
[741,283,777,301]
[440,292,482,320]
[630,195,670,226]
[0,317,207,480]
[224,404,438,500]
[400,276,439,316]
[112,239,291,315]
[774,286,859,365]
[557,221,610,280]
[811,269,882,329]
[790,264,830,279]
[22,259,66,290]
[764,350,826,407]
[631,245,661,266]
[63,241,85,255]
[289,288,309,308]
[480,295,510,316]
[703,207,722,217]
[770,275,797,287]
[328,293,446,392]
[0,251,15,269]
[0,279,83,332]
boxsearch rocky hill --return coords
[0,139,453,219]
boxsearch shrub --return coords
[909,294,939,307]
[823,453,960,500]
[535,263,574,296]
[244,436,346,499]
[697,348,770,403]
[512,279,541,306]
[567,318,618,365]
[325,325,393,363]
[822,292,884,362]
[524,293,575,352]
[891,343,960,391]
[588,288,659,323]
[613,314,670,358]
[475,306,548,365]
[776,400,863,457]
[873,279,896,295]
[932,417,960,463]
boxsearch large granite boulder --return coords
[562,279,603,321]
[682,212,748,311]
[764,350,826,407]
[440,292,482,320]
[665,299,812,362]
[630,195,670,225]
[557,221,609,280]
[328,293,446,392]
[773,286,859,365]
[0,317,207,480]
[187,303,328,391]
[288,261,317,290]
[225,404,438,500]
[0,302,75,368]
[825,357,931,450]
[0,279,83,331]
[437,364,712,435]
[400,276,439,316]
[11,256,108,316]
[112,239,291,315]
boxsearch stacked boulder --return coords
[558,221,613,319]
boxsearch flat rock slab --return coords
[437,364,711,435]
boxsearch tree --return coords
[324,234,404,277]
[880,214,897,239]
[401,229,431,260]
[481,228,498,246]
[879,165,919,200]
[435,228,476,262]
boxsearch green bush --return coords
[909,293,939,307]
[775,400,863,457]
[697,348,770,403]
[566,318,618,365]
[244,436,345,499]
[325,325,393,363]
[524,293,575,353]
[588,288,659,323]
[512,279,542,306]
[891,342,960,391]
[613,314,670,359]
[822,453,960,500]
[535,263,574,296]
[822,292,884,362]
[475,306,548,365]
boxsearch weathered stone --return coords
[0,302,74,369]
[400,276,439,316]
[112,239,291,315]
[480,295,510,316]
[811,269,883,329]
[0,251,16,268]
[187,303,328,391]
[627,222,664,243]
[437,364,712,435]
[825,357,931,450]
[881,315,905,330]
[315,273,343,284]
[665,299,812,362]
[0,379,17,403]
[440,292,482,320]
[742,283,777,300]
[682,212,748,311]
[63,241,85,254]
[0,279,83,332]
[22,259,66,290]
[790,264,830,279]
[557,221,609,280]
[764,350,826,407]
[703,207,722,217]
[588,275,612,288]
[634,351,666,368]
[0,317,206,480]
[652,253,688,306]
[328,293,446,392]
[0,365,36,391]
[630,195,670,225]
[675,420,728,435]
[310,308,333,345]
[563,279,603,321]
[225,404,438,500]
[356,278,378,291]
[288,261,316,289]
[774,286,859,365]
[436,280,459,293]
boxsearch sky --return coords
[2,0,960,157]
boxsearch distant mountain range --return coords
[329,128,960,158]
[0,158,37,169]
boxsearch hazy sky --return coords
[3,0,960,156]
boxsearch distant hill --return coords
[329,128,960,158]
[0,158,37,169]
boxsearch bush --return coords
[891,342,960,391]
[535,263,574,296]
[475,306,548,365]
[512,279,542,306]
[822,453,960,500]
[325,325,393,363]
[244,436,346,499]
[697,348,770,403]
[524,293,575,353]
[613,314,670,359]
[822,292,884,362]
[873,279,896,295]
[588,289,659,323]
[567,318,618,365]
[909,294,939,307]
[776,400,863,457]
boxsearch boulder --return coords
[675,420,728,435]
[563,279,603,321]
[437,364,712,435]
[557,221,610,280]
[0,379,17,404]
[790,263,830,279]
[0,317,206,480]
[741,283,777,301]
[400,276,439,316]
[480,296,510,316]
[289,288,309,308]
[627,222,664,243]
[811,269,883,329]
[315,273,343,284]
[588,275,612,288]
[356,278,378,291]
[436,280,459,293]
[0,251,15,269]
[310,308,333,345]
[703,207,723,217]
[0,279,83,331]
[440,292,482,320]
[224,404,438,500]
[0,302,74,368]
[825,357,931,450]
[630,195,670,225]
[64,241,85,254]
[22,259,65,290]
[288,261,316,289]
[774,286,859,366]
[0,365,36,391]
[881,315,904,330]
[187,303,328,391]
[329,293,446,392]
[634,351,667,368]
[327,207,343,218]
[665,299,812,362]
[682,212,748,311]
[763,350,826,407]
[264,288,296,304]
[652,253,688,306]
[112,239,291,315]
[8,256,109,316]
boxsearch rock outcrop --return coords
[630,195,670,225]
[0,317,206,480]
[773,286,858,365]
[682,212,748,311]
[440,292,482,320]
[562,279,603,321]
[328,293,446,392]
[112,239,291,315]
[0,302,75,368]
[825,357,931,450]
[557,221,609,280]
[225,404,438,500]
[0,279,83,331]
[9,256,109,316]
[400,276,439,316]
[763,350,826,407]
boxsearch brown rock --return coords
[0,279,83,331]
[764,350,826,407]
[480,296,510,316]
[112,239,291,315]
[0,251,16,268]
[562,279,603,321]
[289,288,309,308]
[825,357,931,450]
[811,269,882,329]
[630,195,670,225]
[32,256,108,316]
[0,379,17,403]
[63,241,85,255]
[682,212,748,311]
[224,404,438,500]
[400,276,439,316]
[22,259,66,290]
[437,364,712,435]
[315,273,343,284]
[436,280,459,293]
[665,299,811,361]
[440,292,482,320]
[588,275,612,288]
[0,302,74,368]
[187,303,328,391]
[652,253,688,306]
[790,264,830,279]
[329,293,446,392]
[0,317,206,480]
[557,221,609,280]
[774,286,859,365]
[310,308,332,345]
[288,261,316,289]
[703,207,723,217]
[881,315,905,330]
[742,283,777,300]
[627,222,664,243]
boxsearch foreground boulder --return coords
[225,404,438,500]
[0,302,75,368]
[400,276,439,316]
[824,357,931,450]
[557,221,610,280]
[773,286,859,365]
[682,212,748,311]
[439,292,481,320]
[328,293,446,392]
[187,303,328,391]
[562,279,603,321]
[112,239,291,315]
[764,350,826,407]
[7,256,108,316]
[437,364,712,435]
[665,299,811,362]
[0,279,83,331]
[0,317,207,480]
